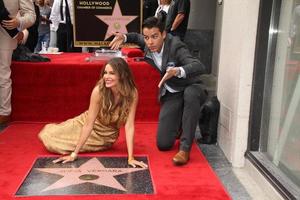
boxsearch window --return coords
[248,0,300,199]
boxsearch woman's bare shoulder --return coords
[91,85,101,101]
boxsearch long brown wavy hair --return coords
[97,57,136,126]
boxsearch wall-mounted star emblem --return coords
[35,157,146,192]
[96,0,138,40]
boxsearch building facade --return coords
[206,0,300,198]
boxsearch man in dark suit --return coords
[50,0,75,52]
[110,16,207,166]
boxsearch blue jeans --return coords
[35,32,50,53]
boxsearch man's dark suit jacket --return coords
[126,33,207,98]
[143,0,158,20]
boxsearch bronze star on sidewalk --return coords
[35,157,146,192]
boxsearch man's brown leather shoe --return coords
[0,115,10,125]
[172,150,190,166]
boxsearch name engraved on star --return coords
[56,169,123,173]
[59,169,82,173]
[87,169,123,173]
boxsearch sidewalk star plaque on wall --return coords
[73,0,142,47]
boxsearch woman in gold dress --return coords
[38,57,147,168]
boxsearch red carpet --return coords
[1,53,231,199]
[10,53,160,122]
[0,123,230,200]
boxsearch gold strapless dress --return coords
[38,110,121,154]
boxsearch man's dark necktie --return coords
[60,0,71,24]
[60,0,64,21]
[65,0,71,25]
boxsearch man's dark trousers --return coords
[157,83,207,152]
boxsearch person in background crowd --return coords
[143,0,158,20]
[45,0,52,6]
[34,0,51,53]
[155,0,172,17]
[39,57,147,168]
[24,0,40,52]
[46,0,57,48]
[49,0,76,52]
[0,0,36,125]
[165,0,190,41]
[109,16,207,166]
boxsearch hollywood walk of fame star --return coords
[35,157,147,192]
[96,0,138,40]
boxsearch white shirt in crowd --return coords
[49,0,74,31]
[154,4,170,17]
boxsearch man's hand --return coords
[109,32,125,50]
[158,67,180,88]
[15,31,24,44]
[1,18,20,30]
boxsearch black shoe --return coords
[197,135,217,144]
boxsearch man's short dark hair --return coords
[142,15,166,33]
